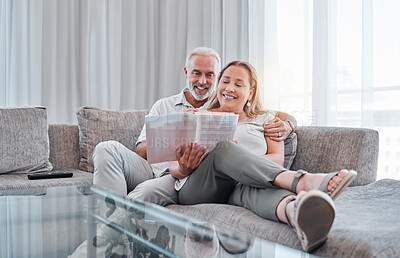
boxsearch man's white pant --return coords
[93,141,177,206]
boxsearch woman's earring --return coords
[247,101,251,107]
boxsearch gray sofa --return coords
[1,107,400,257]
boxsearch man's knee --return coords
[93,141,123,163]
[93,141,125,176]
[94,141,121,157]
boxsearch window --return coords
[258,0,400,180]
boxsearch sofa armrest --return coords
[290,126,379,186]
[48,125,80,169]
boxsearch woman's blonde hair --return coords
[208,61,264,118]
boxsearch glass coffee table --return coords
[0,186,317,257]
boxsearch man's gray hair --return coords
[185,47,221,70]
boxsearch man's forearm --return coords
[136,141,147,160]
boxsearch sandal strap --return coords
[318,172,337,193]
[318,170,357,200]
[284,196,296,228]
[291,170,307,193]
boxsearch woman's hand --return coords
[170,143,208,179]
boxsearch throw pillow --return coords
[76,107,149,172]
[0,107,53,174]
[284,132,297,169]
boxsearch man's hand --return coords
[175,143,208,177]
[181,108,200,114]
[264,117,292,142]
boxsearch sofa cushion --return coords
[76,107,149,172]
[168,179,400,257]
[0,168,93,191]
[0,107,53,174]
[283,132,297,169]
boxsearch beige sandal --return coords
[291,169,357,200]
[284,190,335,252]
[318,170,357,200]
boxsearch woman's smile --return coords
[222,93,237,100]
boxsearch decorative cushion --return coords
[76,107,149,172]
[284,132,297,169]
[0,107,53,174]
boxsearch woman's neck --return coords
[237,112,250,122]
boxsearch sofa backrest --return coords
[291,126,379,186]
[48,125,81,170]
[48,124,379,187]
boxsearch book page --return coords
[195,112,238,150]
[146,113,197,164]
[146,112,238,164]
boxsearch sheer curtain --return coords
[0,196,43,257]
[1,0,252,254]
[1,0,250,124]
[249,0,400,180]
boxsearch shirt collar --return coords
[175,87,193,108]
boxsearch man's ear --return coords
[184,67,188,79]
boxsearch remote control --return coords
[27,171,73,180]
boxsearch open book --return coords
[146,112,239,164]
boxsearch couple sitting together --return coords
[93,47,357,252]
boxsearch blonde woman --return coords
[169,61,357,252]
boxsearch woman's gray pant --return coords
[178,140,293,221]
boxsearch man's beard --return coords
[187,80,215,101]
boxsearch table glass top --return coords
[0,186,317,258]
